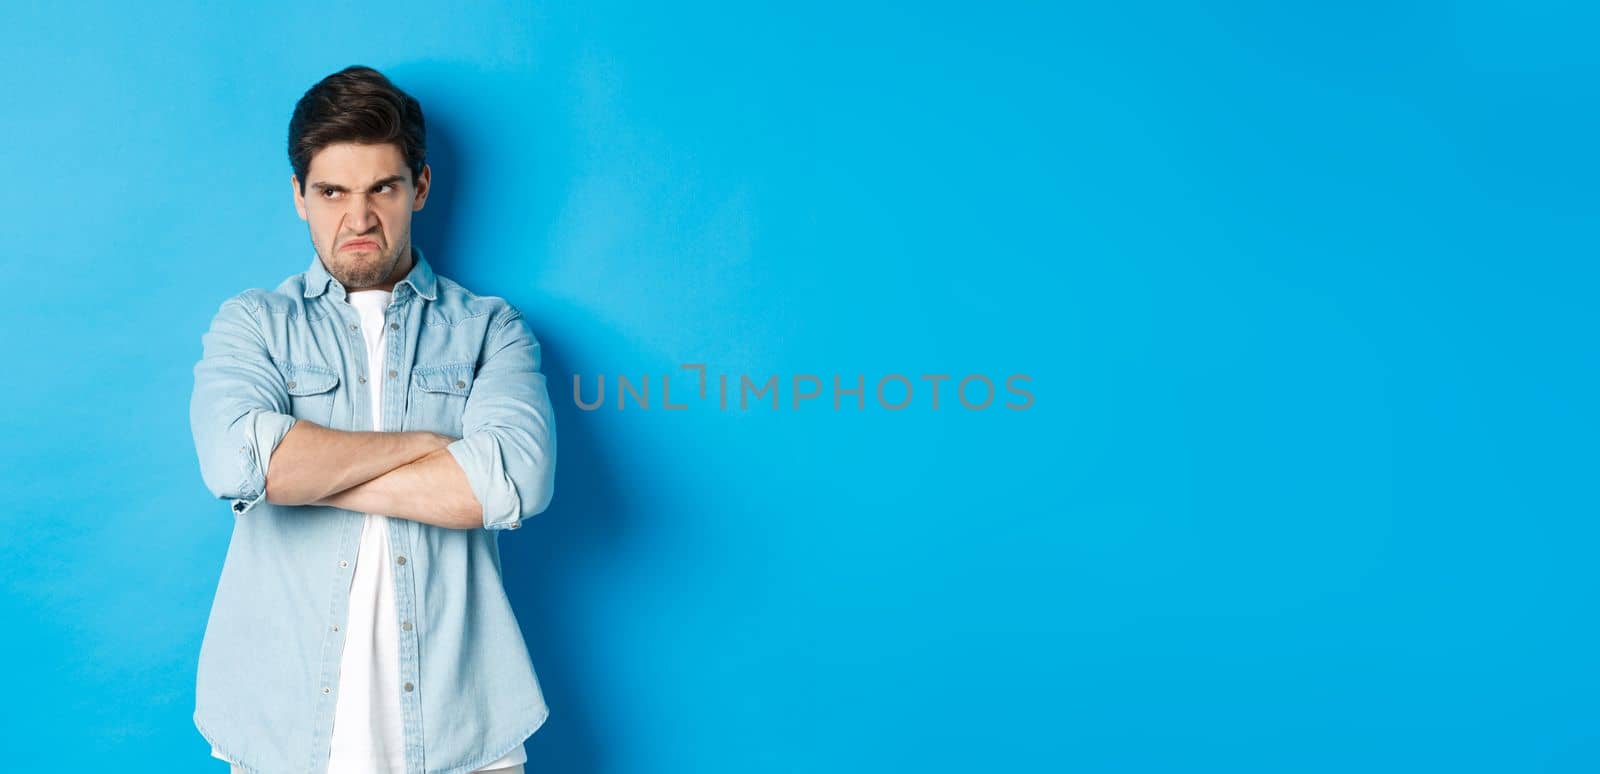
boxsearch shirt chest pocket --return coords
[408,361,475,437]
[283,361,340,427]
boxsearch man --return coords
[188,65,556,774]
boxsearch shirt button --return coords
[396,555,407,565]
[339,560,348,568]
[359,375,368,383]
[390,322,399,330]
[388,369,398,378]
[349,323,358,332]
[404,682,414,692]
[402,621,412,631]
[331,624,339,632]
[455,380,466,388]
[285,380,296,389]
[322,686,331,694]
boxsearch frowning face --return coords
[291,141,431,291]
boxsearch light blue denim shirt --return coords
[188,246,556,773]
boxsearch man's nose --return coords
[345,194,378,232]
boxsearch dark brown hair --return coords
[288,65,426,194]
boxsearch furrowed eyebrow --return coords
[310,175,408,193]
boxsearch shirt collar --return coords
[303,244,439,302]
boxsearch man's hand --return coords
[263,421,455,506]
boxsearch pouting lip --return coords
[341,240,379,251]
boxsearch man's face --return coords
[292,142,430,292]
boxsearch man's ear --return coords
[412,164,431,212]
[291,174,307,221]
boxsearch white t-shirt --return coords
[212,288,527,772]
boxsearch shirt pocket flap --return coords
[413,361,475,396]
[283,362,340,396]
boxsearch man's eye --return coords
[375,184,394,194]
[320,189,341,199]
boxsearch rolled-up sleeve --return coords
[446,305,558,531]
[189,293,298,516]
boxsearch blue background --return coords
[2,1,1596,771]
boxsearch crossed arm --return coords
[191,295,555,531]
[263,419,484,530]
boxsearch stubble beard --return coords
[317,233,407,290]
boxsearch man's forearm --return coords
[264,420,452,505]
[312,446,483,530]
